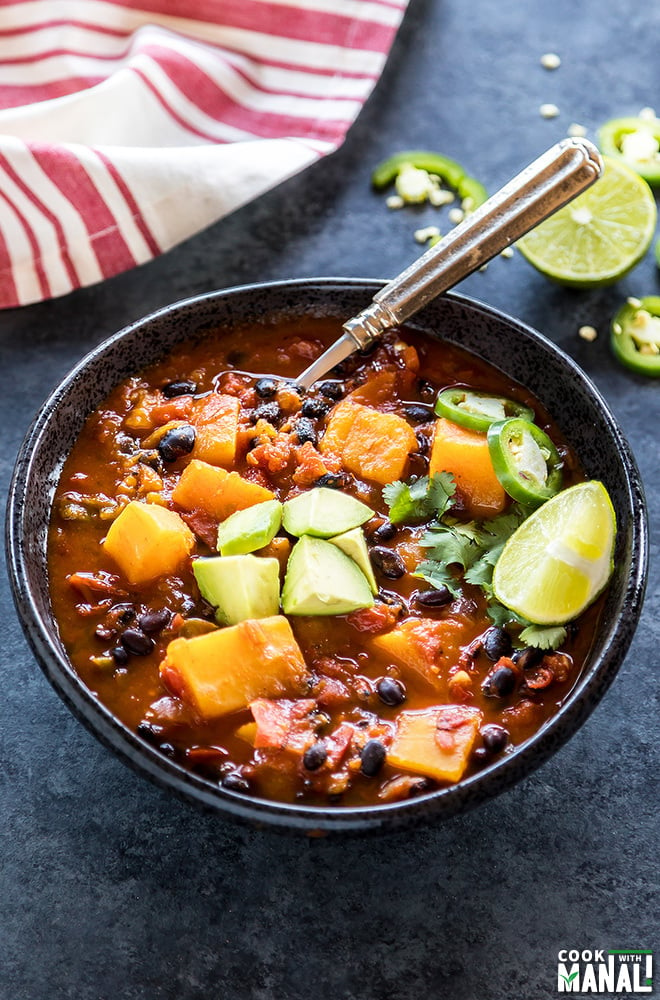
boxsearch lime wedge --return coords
[492,481,616,625]
[518,157,656,287]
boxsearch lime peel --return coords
[518,157,656,288]
[492,481,616,625]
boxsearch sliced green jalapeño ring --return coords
[610,295,660,377]
[598,116,660,187]
[371,150,488,208]
[487,418,563,507]
[434,387,534,433]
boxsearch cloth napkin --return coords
[0,0,409,309]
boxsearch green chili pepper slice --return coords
[487,418,563,507]
[598,116,660,187]
[610,295,660,376]
[371,150,488,208]
[434,388,534,433]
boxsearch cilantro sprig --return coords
[382,473,569,649]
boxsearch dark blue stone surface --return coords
[2,0,658,996]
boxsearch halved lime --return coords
[518,157,656,287]
[492,481,616,625]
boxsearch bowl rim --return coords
[6,278,649,833]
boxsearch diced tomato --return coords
[346,603,400,634]
[250,698,317,752]
[180,509,219,549]
[324,722,355,767]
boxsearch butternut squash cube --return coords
[159,616,308,719]
[388,705,482,783]
[190,394,240,467]
[172,459,274,522]
[371,617,468,688]
[320,400,417,485]
[102,500,195,586]
[429,417,506,519]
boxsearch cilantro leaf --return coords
[519,624,568,649]
[419,522,479,569]
[486,601,528,628]
[414,560,461,597]
[382,473,456,524]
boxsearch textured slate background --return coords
[1,1,658,997]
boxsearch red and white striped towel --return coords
[0,0,409,308]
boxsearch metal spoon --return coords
[296,137,603,390]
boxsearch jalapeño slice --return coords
[610,295,660,376]
[434,388,534,433]
[598,116,660,187]
[487,418,563,507]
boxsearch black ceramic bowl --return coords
[7,279,647,834]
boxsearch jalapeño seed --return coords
[370,546,406,579]
[360,740,387,777]
[158,425,196,463]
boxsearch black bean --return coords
[301,397,330,419]
[255,377,279,398]
[138,608,171,634]
[480,724,510,753]
[252,401,281,425]
[376,677,407,707]
[360,739,387,777]
[418,379,435,402]
[226,350,246,366]
[162,379,197,398]
[314,472,349,489]
[158,424,196,463]
[482,626,513,661]
[370,546,406,579]
[136,721,161,746]
[303,742,328,771]
[317,380,345,400]
[377,590,408,614]
[158,742,177,759]
[414,587,452,608]
[415,432,430,454]
[121,628,155,657]
[110,645,129,666]
[293,417,317,446]
[513,646,545,671]
[482,666,517,698]
[371,520,397,543]
[472,747,491,763]
[222,772,250,793]
[112,603,135,626]
[404,403,435,423]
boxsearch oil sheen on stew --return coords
[48,317,600,808]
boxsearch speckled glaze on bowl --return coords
[7,279,648,835]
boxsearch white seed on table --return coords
[567,122,587,137]
[578,325,598,342]
[540,52,561,69]
[540,103,560,119]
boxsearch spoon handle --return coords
[342,137,603,349]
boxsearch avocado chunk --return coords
[193,555,280,625]
[216,499,282,556]
[328,527,378,595]
[281,536,374,616]
[282,487,373,539]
